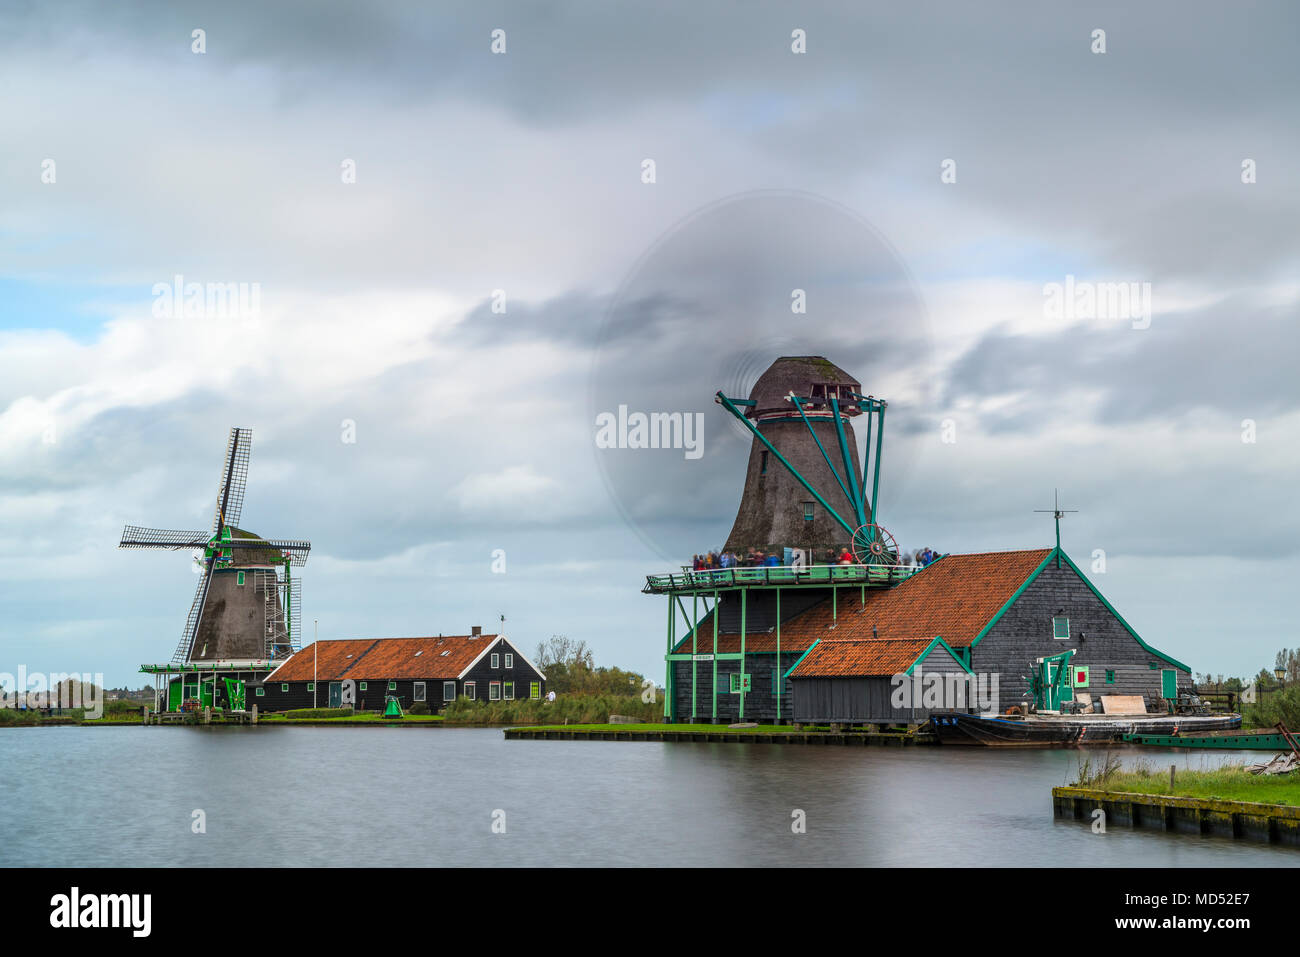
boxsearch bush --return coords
[1244,683,1300,729]
[101,699,142,718]
[441,693,661,725]
[409,702,429,715]
[284,707,355,720]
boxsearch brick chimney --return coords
[471,625,482,637]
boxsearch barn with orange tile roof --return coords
[661,545,1193,726]
[774,547,1193,724]
[256,630,546,712]
[784,635,979,724]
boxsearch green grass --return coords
[1072,753,1300,806]
[515,722,843,733]
[259,711,443,723]
[442,694,660,726]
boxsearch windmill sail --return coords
[174,561,215,663]
[211,427,252,534]
[119,526,211,549]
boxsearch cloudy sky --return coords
[1,1,1296,688]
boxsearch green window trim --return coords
[802,502,815,521]
[280,683,288,692]
[1052,616,1070,639]
[387,681,396,691]
[359,681,368,690]
[1105,669,1115,684]
[236,570,245,586]
[530,682,540,700]
[306,682,314,691]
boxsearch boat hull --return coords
[1122,729,1291,750]
[930,712,1242,748]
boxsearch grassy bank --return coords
[259,711,443,723]
[514,722,846,734]
[441,694,660,726]
[1073,753,1300,806]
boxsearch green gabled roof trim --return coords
[904,635,974,676]
[967,550,1056,651]
[967,546,1190,674]
[1053,548,1190,673]
[783,639,822,679]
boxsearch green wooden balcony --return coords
[643,562,918,595]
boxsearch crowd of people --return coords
[690,545,943,570]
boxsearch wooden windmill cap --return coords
[746,356,862,419]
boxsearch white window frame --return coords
[443,681,456,701]
[490,653,500,669]
[465,681,476,700]
[1052,616,1070,640]
[489,681,501,701]
[504,653,514,669]
[413,681,426,702]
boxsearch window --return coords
[1105,670,1116,684]
[1052,616,1070,639]
[803,502,815,521]
[730,673,741,693]
[489,681,501,701]
[281,683,288,692]
[504,653,514,669]
[255,687,265,697]
[414,682,426,702]
[236,571,245,586]
[306,682,314,692]
[760,450,768,475]
[530,682,540,700]
[359,681,368,691]
[490,653,500,669]
[465,681,476,700]
[387,681,396,691]
[504,682,514,700]
[443,681,456,701]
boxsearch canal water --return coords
[3,727,1295,867]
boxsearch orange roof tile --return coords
[670,610,819,655]
[776,548,1051,648]
[791,637,939,677]
[266,635,501,681]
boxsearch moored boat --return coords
[930,711,1241,747]
[1122,728,1292,750]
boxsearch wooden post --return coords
[1170,764,1176,791]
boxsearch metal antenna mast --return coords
[1034,488,1077,568]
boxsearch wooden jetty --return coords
[1053,786,1300,846]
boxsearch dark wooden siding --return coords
[251,637,545,713]
[969,560,1191,713]
[459,638,545,706]
[789,643,972,723]
[670,653,805,723]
